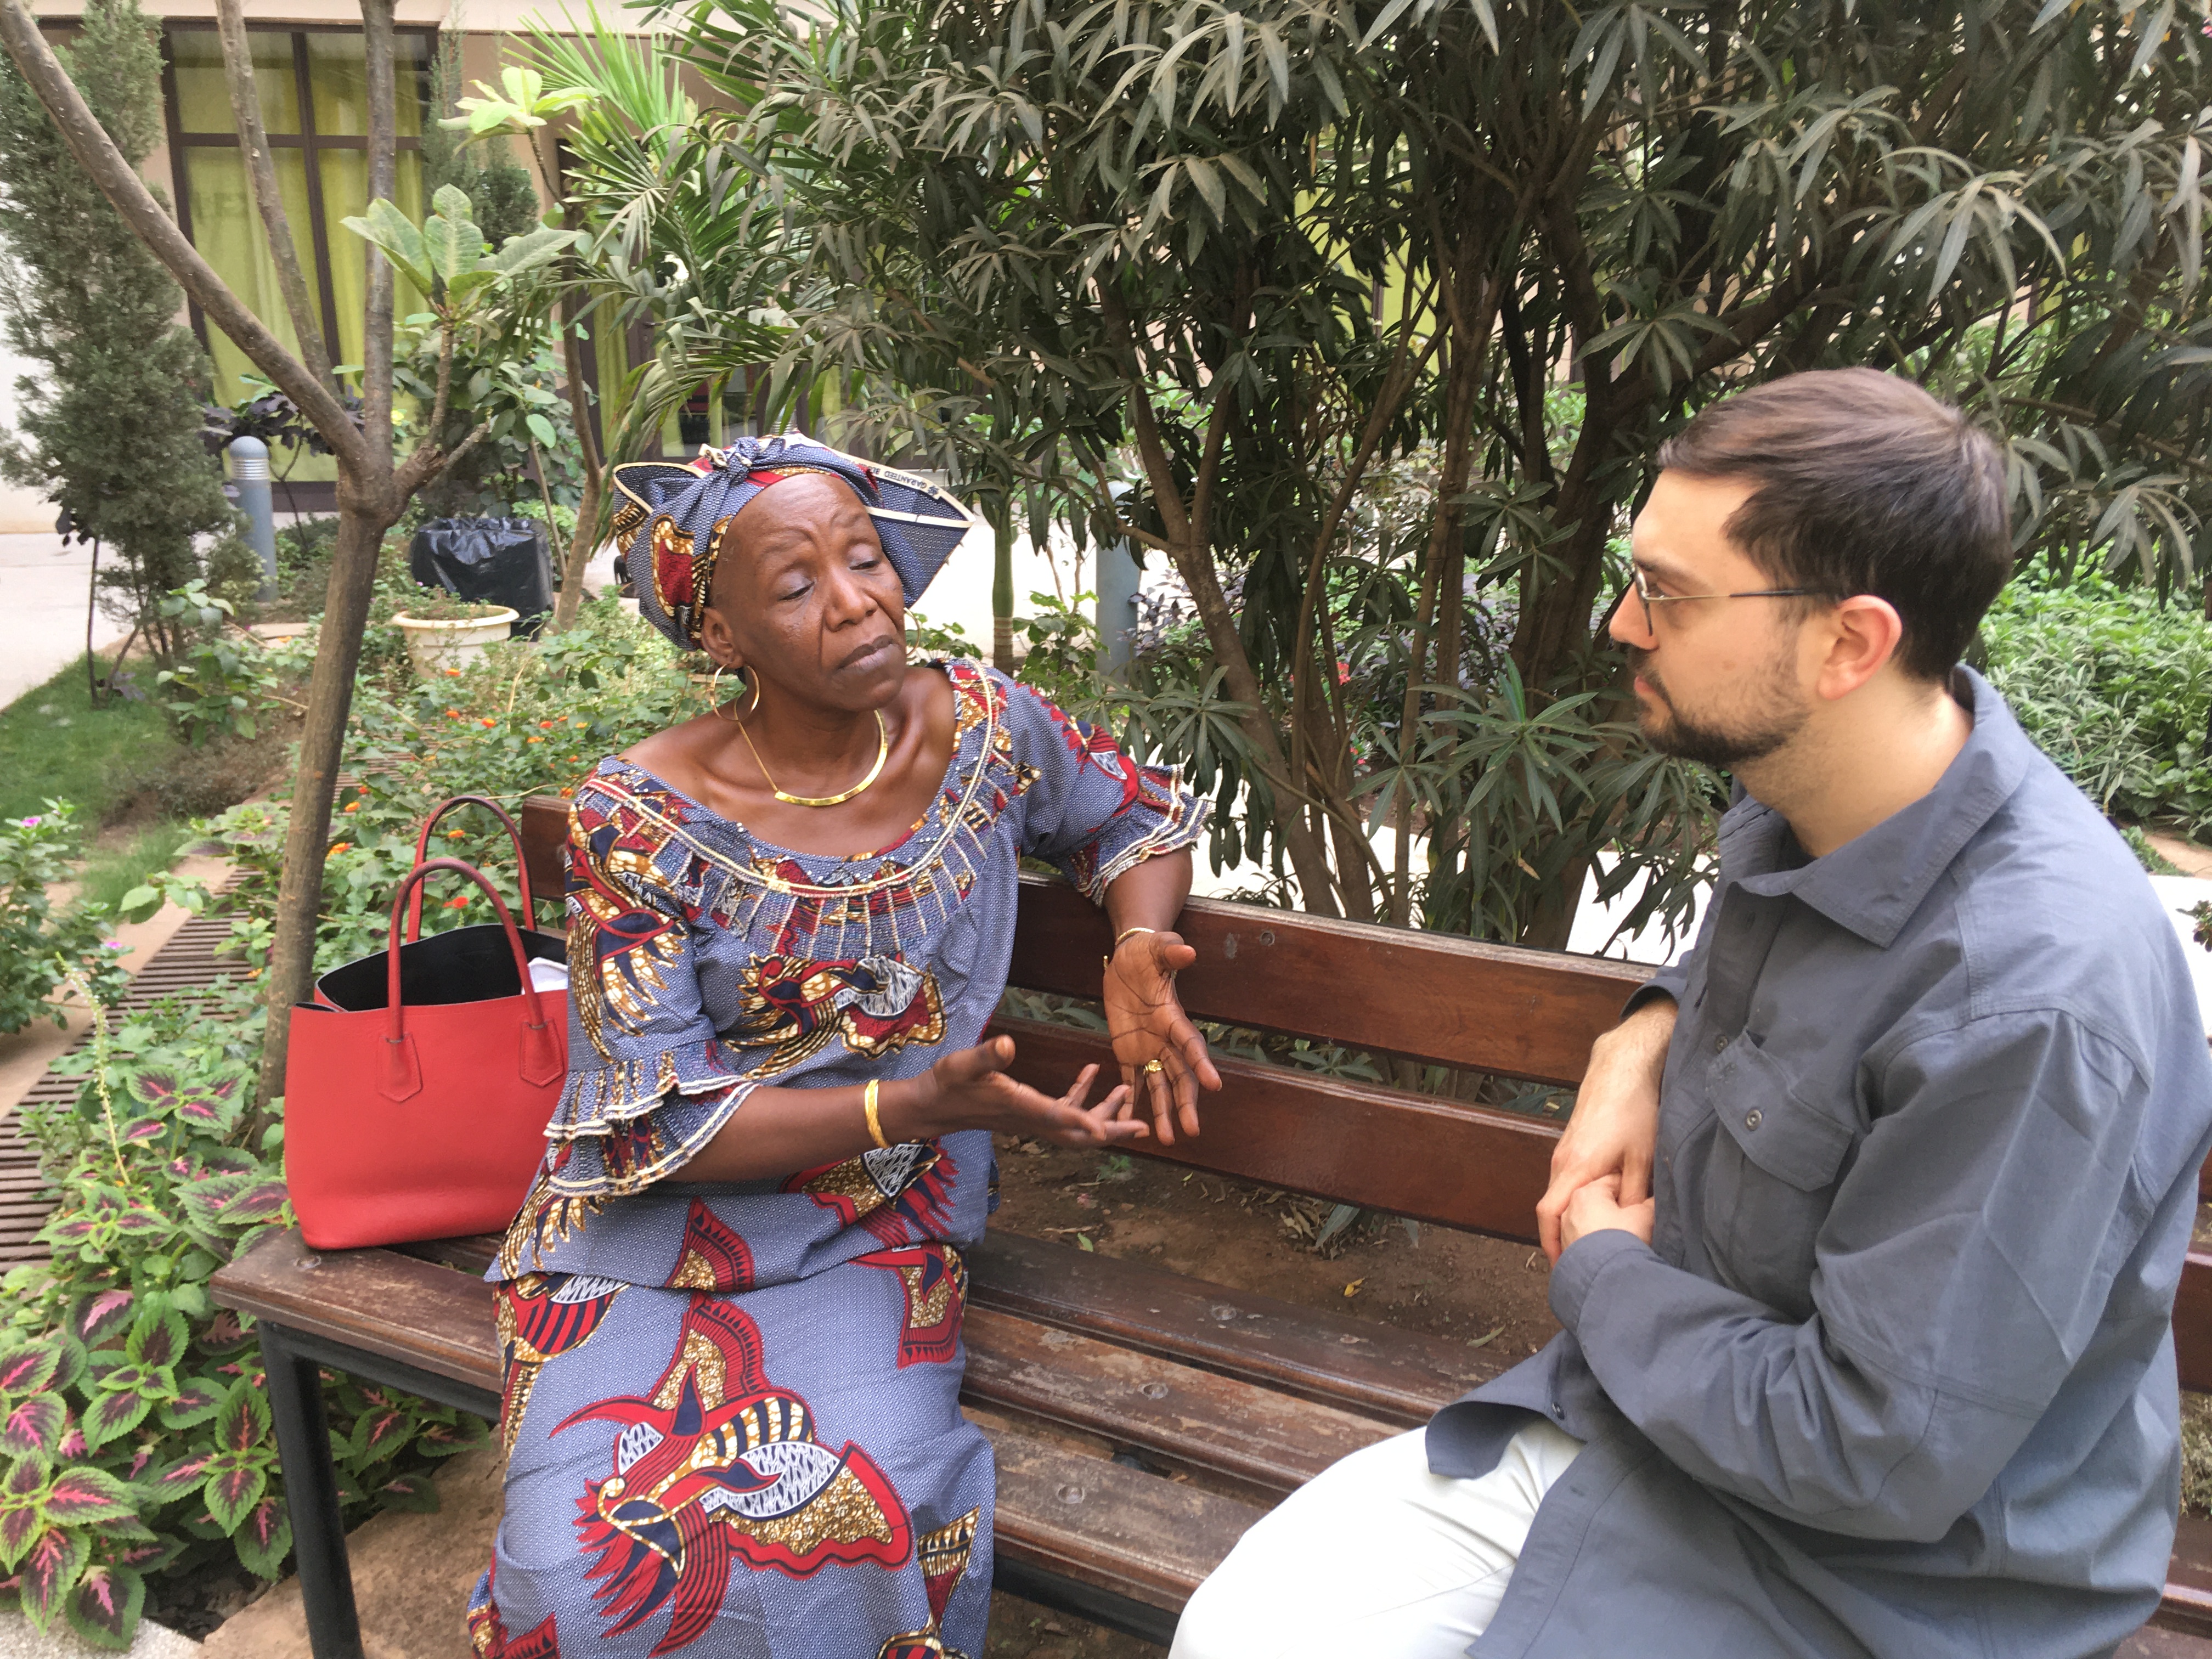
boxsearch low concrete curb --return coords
[0,1611,198,1657]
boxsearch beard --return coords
[1624,647,1808,769]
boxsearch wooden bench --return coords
[212,794,2212,1657]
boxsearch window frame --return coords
[161,21,436,371]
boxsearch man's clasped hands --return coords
[1534,996,1675,1264]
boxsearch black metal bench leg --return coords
[260,1324,365,1659]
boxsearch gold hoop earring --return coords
[707,663,742,724]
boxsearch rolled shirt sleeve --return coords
[1000,677,1205,901]
[1555,1007,2152,1543]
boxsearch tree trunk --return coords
[550,460,603,630]
[215,0,334,392]
[992,513,1015,671]
[253,498,395,1109]
[1159,531,1342,913]
[1392,329,1482,925]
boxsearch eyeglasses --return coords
[1627,565,1824,635]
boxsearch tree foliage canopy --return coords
[606,0,2210,941]
[0,0,237,662]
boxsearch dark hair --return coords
[1655,368,2012,680]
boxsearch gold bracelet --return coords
[1105,924,1160,973]
[862,1078,890,1150]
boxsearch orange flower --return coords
[559,786,575,798]
[539,719,555,729]
[328,841,351,855]
[480,717,496,729]
[444,895,470,909]
[447,828,465,839]
[445,708,461,719]
[527,735,544,744]
[443,667,461,678]
[343,800,360,813]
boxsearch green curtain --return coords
[170,26,429,484]
[170,27,297,136]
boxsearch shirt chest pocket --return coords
[1700,1037,1859,1321]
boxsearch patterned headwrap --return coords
[610,433,980,653]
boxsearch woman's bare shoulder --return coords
[619,711,723,787]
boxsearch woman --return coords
[467,434,1221,1659]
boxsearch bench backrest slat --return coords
[518,796,1646,1087]
[1007,876,1649,1085]
[995,1014,1554,1238]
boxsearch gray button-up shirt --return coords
[1430,669,2212,1658]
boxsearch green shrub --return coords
[0,980,483,1646]
[159,595,691,971]
[0,804,132,1035]
[150,584,297,748]
[1982,577,2212,837]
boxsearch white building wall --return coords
[0,332,56,533]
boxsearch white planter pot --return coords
[393,608,518,675]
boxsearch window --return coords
[163,24,432,480]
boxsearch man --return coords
[1170,369,2212,1658]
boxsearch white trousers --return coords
[1168,1421,1585,1659]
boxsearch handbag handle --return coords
[404,795,538,943]
[380,857,563,1102]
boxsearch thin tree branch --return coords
[215,0,334,393]
[0,0,369,469]
[360,0,397,470]
[399,418,496,496]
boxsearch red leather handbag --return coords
[284,855,567,1250]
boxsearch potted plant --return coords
[391,586,518,675]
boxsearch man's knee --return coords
[1167,1563,1254,1659]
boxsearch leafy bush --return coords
[150,584,301,748]
[159,594,690,972]
[1982,577,2212,837]
[0,804,131,1035]
[0,979,486,1646]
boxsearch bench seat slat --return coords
[963,1306,1394,1495]
[218,1233,501,1393]
[966,1233,1502,1426]
[986,1423,1262,1616]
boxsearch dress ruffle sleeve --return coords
[1002,674,1206,902]
[550,785,755,1197]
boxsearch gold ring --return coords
[1142,1060,1164,1075]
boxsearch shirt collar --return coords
[1720,667,2034,948]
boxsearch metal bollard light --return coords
[229,435,278,602]
[1096,481,1140,679]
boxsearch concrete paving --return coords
[0,533,127,709]
[0,1612,198,1657]
[199,1449,504,1659]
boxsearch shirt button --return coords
[1744,1109,1763,1131]
[1712,1034,1729,1053]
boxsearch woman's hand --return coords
[1103,930,1222,1146]
[901,1036,1148,1148]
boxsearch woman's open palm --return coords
[1103,931,1221,1145]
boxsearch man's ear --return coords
[1813,595,1904,702]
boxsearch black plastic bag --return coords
[408,517,555,637]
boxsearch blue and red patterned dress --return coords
[466,660,1204,1659]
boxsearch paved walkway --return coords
[0,532,127,708]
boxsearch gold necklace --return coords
[732,680,890,808]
